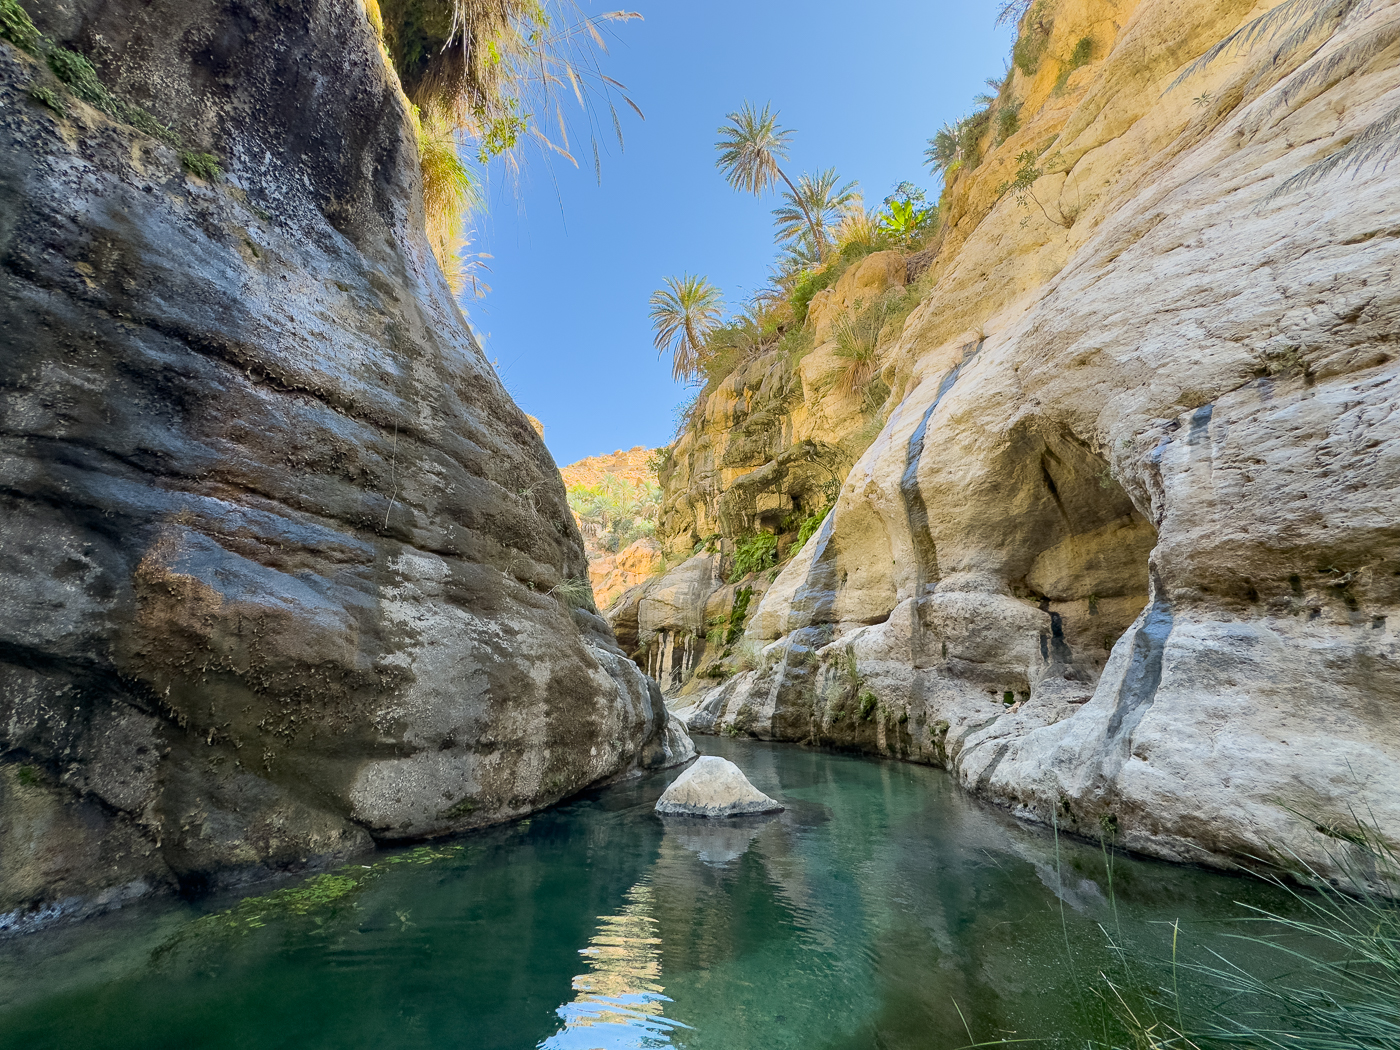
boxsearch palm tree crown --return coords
[772,168,860,253]
[715,101,827,261]
[649,274,724,382]
[714,101,794,195]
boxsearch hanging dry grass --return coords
[368,0,641,291]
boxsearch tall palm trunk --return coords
[776,167,825,265]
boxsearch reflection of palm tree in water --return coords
[540,879,688,1048]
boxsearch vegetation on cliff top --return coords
[364,0,642,294]
[561,447,661,555]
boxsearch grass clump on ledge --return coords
[548,576,596,612]
[1053,35,1095,93]
[179,150,223,181]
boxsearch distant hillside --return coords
[560,447,664,609]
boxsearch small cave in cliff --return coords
[994,427,1159,686]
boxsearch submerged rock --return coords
[655,757,782,818]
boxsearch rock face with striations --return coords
[0,0,691,930]
[658,0,1400,877]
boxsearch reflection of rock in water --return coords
[540,880,688,1049]
[664,813,781,867]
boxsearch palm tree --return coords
[924,120,963,177]
[771,168,861,256]
[715,102,827,261]
[649,274,724,382]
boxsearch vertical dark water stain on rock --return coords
[901,347,978,594]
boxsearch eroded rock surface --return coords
[654,756,782,818]
[656,0,1400,876]
[0,0,690,931]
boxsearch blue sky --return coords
[466,1,1015,467]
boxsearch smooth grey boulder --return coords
[655,757,783,818]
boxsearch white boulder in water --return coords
[654,756,783,818]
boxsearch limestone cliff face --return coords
[657,0,1400,874]
[0,0,690,930]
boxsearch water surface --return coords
[0,738,1300,1049]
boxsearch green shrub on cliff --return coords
[179,151,223,181]
[1053,35,1095,93]
[46,47,117,111]
[876,182,936,244]
[997,103,1022,144]
[730,532,777,581]
[1012,2,1052,75]
[795,506,831,550]
[0,0,39,53]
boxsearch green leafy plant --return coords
[876,182,935,243]
[0,0,40,52]
[730,532,777,581]
[1012,2,1053,76]
[1005,149,1069,228]
[645,446,672,479]
[26,84,64,116]
[179,150,223,181]
[726,586,754,645]
[47,47,118,112]
[795,505,831,551]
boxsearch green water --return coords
[0,739,1301,1049]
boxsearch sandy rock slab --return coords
[655,757,783,818]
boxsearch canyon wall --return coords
[648,0,1400,876]
[0,0,690,931]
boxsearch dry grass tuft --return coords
[368,0,640,293]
